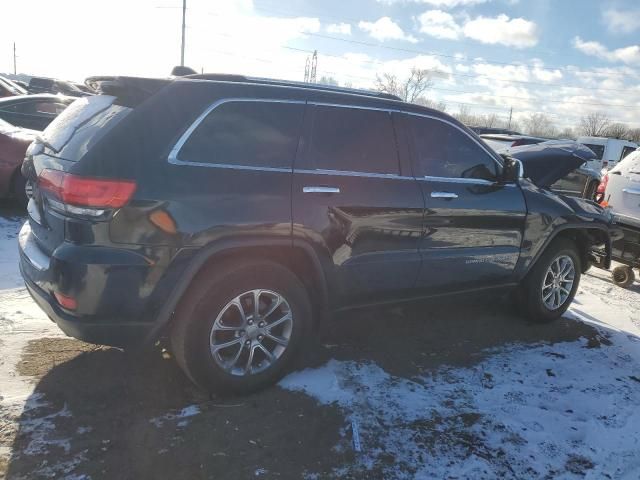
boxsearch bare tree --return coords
[375,67,435,103]
[557,127,575,140]
[415,97,447,112]
[579,112,610,137]
[604,122,629,139]
[625,128,640,143]
[521,113,557,137]
[452,105,476,126]
[318,76,339,86]
[481,113,500,128]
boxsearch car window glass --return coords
[307,105,399,174]
[408,115,498,180]
[583,143,604,160]
[621,146,636,160]
[34,102,61,115]
[178,101,304,169]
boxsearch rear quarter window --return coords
[177,101,304,169]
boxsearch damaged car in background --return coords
[488,135,602,200]
[18,74,622,394]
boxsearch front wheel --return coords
[170,259,312,395]
[519,238,581,323]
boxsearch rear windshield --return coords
[582,143,604,160]
[41,95,131,161]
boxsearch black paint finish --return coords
[18,77,618,347]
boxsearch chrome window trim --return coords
[167,97,504,182]
[167,98,305,168]
[422,176,517,187]
[294,168,414,181]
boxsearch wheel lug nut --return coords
[258,335,264,341]
[248,320,253,325]
[259,322,265,327]
[245,340,250,346]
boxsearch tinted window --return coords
[583,143,604,160]
[179,101,304,169]
[621,146,636,160]
[307,105,399,174]
[408,116,499,180]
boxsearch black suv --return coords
[19,75,618,393]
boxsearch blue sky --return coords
[2,0,639,130]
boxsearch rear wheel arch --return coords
[146,239,330,344]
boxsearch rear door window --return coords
[306,105,399,174]
[583,143,605,160]
[178,101,304,169]
[408,115,499,181]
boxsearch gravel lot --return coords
[1,203,639,479]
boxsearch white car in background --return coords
[600,149,640,229]
[598,148,640,287]
[576,136,637,170]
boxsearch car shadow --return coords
[4,293,619,479]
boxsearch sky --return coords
[2,0,640,130]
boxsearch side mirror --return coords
[501,156,523,183]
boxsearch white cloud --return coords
[573,37,640,65]
[463,14,538,48]
[378,0,489,6]
[603,9,640,34]
[417,10,461,40]
[326,23,352,35]
[358,17,418,43]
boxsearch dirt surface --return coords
[4,294,606,480]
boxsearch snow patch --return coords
[281,329,640,477]
[149,404,201,428]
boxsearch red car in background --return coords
[0,118,36,205]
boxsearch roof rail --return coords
[183,73,402,101]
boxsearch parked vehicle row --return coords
[18,74,620,394]
[0,118,37,205]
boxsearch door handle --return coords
[303,186,340,194]
[430,191,458,199]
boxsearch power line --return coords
[196,42,640,111]
[283,46,636,94]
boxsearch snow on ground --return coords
[281,273,640,478]
[0,214,64,471]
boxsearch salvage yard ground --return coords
[1,204,639,479]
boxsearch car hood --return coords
[509,141,595,187]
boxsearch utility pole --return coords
[310,50,317,83]
[13,42,16,74]
[180,0,186,66]
[508,107,513,130]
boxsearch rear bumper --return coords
[18,221,156,347]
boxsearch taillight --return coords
[596,173,608,205]
[38,169,136,216]
[596,174,608,194]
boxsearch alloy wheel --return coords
[541,255,575,310]
[209,289,293,376]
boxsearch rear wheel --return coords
[612,266,635,288]
[520,238,581,323]
[171,259,312,395]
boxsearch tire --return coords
[584,180,599,201]
[170,258,312,395]
[612,266,635,288]
[519,238,581,323]
[11,171,28,208]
